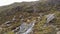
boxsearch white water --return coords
[22,22,35,34]
[18,20,36,34]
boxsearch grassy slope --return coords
[0,0,60,34]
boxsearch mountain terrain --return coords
[0,0,60,34]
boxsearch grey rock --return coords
[57,31,60,34]
[46,14,55,23]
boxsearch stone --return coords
[57,31,60,34]
[46,14,55,23]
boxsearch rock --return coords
[12,27,20,32]
[56,28,60,31]
[1,21,11,27]
[43,14,55,27]
[57,31,60,34]
[12,16,16,21]
[46,14,55,23]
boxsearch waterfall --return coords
[22,22,35,34]
[17,20,36,34]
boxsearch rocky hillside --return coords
[0,0,60,34]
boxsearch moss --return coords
[6,31,14,34]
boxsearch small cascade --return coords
[22,21,35,34]
[12,20,36,34]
